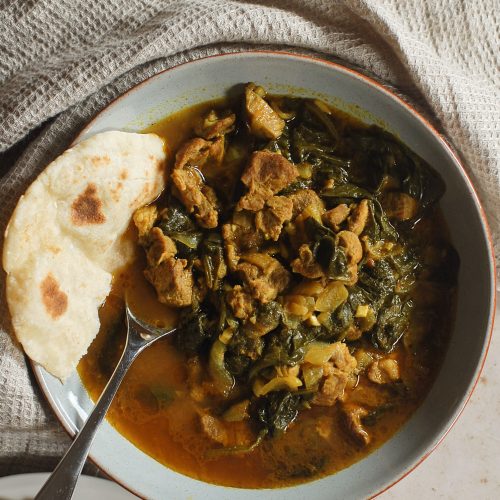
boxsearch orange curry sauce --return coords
[78,100,454,488]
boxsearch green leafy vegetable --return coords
[208,339,235,396]
[371,294,413,351]
[253,390,302,436]
[175,307,212,354]
[226,329,265,377]
[249,325,318,379]
[157,203,203,257]
[305,217,350,280]
[201,233,226,290]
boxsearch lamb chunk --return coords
[312,368,349,406]
[172,170,218,230]
[144,256,192,307]
[186,356,221,402]
[133,204,158,243]
[345,262,359,286]
[175,137,212,170]
[288,189,324,219]
[146,227,177,266]
[200,413,254,448]
[312,342,357,407]
[347,199,369,235]
[172,167,218,228]
[227,285,255,320]
[255,196,293,241]
[381,192,419,221]
[291,244,324,279]
[172,137,222,228]
[245,83,285,139]
[322,204,350,231]
[237,252,290,303]
[329,342,358,372]
[222,211,264,269]
[207,136,225,165]
[337,230,363,264]
[367,359,400,384]
[194,109,236,139]
[341,403,370,446]
[237,151,299,211]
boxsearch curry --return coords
[78,84,458,488]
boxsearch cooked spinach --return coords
[157,203,203,258]
[174,307,213,354]
[201,233,225,290]
[249,325,318,379]
[226,329,265,377]
[253,390,302,436]
[305,217,350,280]
[371,294,413,351]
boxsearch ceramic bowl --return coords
[33,51,496,499]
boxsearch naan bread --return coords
[2,131,166,380]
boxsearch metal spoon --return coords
[35,302,177,500]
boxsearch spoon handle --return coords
[34,337,141,500]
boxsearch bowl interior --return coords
[35,52,495,500]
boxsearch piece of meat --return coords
[245,83,285,139]
[291,244,324,279]
[341,403,370,446]
[194,110,236,139]
[329,342,357,372]
[312,368,349,406]
[347,199,369,235]
[237,151,299,212]
[287,189,324,219]
[345,262,359,286]
[186,356,221,403]
[237,252,290,303]
[312,342,357,407]
[172,167,218,229]
[227,285,255,320]
[207,136,225,166]
[337,230,363,264]
[146,227,177,266]
[381,192,419,221]
[200,413,254,448]
[222,219,265,270]
[144,256,192,307]
[255,195,293,241]
[133,204,158,243]
[172,138,222,228]
[322,204,350,231]
[175,137,212,170]
[367,359,400,384]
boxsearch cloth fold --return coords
[0,0,498,476]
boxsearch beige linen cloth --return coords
[0,0,498,476]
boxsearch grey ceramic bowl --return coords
[33,51,496,499]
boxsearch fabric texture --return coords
[0,0,498,476]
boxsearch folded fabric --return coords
[0,0,498,475]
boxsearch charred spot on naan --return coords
[90,155,111,166]
[40,273,68,319]
[71,183,106,225]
